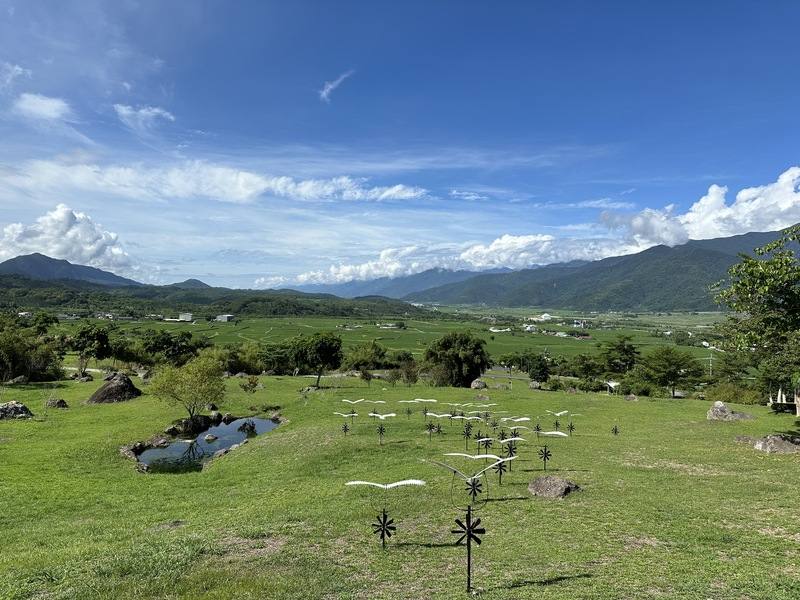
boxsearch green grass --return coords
[2,376,799,599]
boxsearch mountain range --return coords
[0,228,787,311]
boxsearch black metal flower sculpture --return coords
[426,421,436,442]
[510,427,520,439]
[435,423,444,438]
[567,421,575,436]
[342,422,350,436]
[612,424,620,436]
[405,406,413,420]
[534,422,542,439]
[553,418,561,431]
[493,457,507,485]
[504,440,517,471]
[372,508,396,549]
[422,406,429,421]
[498,429,507,442]
[538,445,552,471]
[474,429,484,451]
[465,477,483,503]
[377,423,386,445]
[480,437,493,452]
[452,505,485,592]
[490,418,499,432]
[462,422,473,450]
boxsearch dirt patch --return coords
[151,520,186,531]
[758,527,800,543]
[623,535,664,551]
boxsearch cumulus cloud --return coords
[603,166,800,247]
[0,204,133,273]
[12,92,73,121]
[114,104,175,135]
[0,62,31,90]
[1,159,427,204]
[319,69,354,103]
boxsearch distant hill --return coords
[167,279,212,289]
[0,253,142,287]
[295,268,498,298]
[406,230,785,310]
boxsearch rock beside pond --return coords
[528,476,581,499]
[0,401,34,419]
[753,434,800,454]
[707,401,753,422]
[164,425,179,436]
[204,434,218,442]
[210,410,222,424]
[625,394,638,402]
[46,399,69,409]
[212,448,229,459]
[207,403,218,411]
[88,373,142,404]
[470,379,487,389]
[221,412,236,424]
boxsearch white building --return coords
[178,313,194,322]
[215,314,235,322]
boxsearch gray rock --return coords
[5,375,28,385]
[204,434,218,442]
[45,398,69,409]
[625,394,638,402]
[753,434,800,454]
[470,379,487,390]
[474,393,490,402]
[529,381,542,390]
[0,401,34,419]
[88,373,142,404]
[221,412,235,424]
[528,475,581,499]
[493,384,510,391]
[707,401,753,422]
[164,425,179,436]
[210,410,222,423]
[207,403,218,411]
[213,448,229,459]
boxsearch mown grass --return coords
[2,376,798,599]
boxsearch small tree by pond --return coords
[240,375,259,394]
[150,356,225,424]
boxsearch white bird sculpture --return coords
[345,480,426,489]
[430,457,516,482]
[444,452,503,461]
[546,410,570,417]
[334,412,357,418]
[342,399,364,404]
[365,400,387,404]
[541,431,568,438]
[426,412,450,419]
[369,412,397,420]
[414,398,438,403]
[503,417,531,423]
[499,437,526,444]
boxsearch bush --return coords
[705,382,764,406]
[576,378,605,392]
[547,378,565,391]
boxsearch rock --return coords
[753,434,800,454]
[625,394,638,402]
[103,372,117,381]
[5,375,28,385]
[706,401,753,422]
[137,368,153,382]
[0,401,34,419]
[528,476,581,499]
[212,448,229,459]
[76,376,93,383]
[204,434,218,442]
[207,403,218,411]
[493,383,509,390]
[529,381,542,390]
[567,387,578,394]
[221,412,235,424]
[164,425,179,436]
[88,373,142,404]
[235,372,248,378]
[470,379,487,390]
[45,398,69,409]
[238,419,257,435]
[474,393,490,402]
[210,411,222,423]
[222,371,232,379]
[299,386,317,393]
[173,415,213,435]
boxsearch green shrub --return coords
[705,382,764,406]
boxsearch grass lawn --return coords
[2,376,798,599]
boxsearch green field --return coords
[2,376,798,599]
[55,312,721,365]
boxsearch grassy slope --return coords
[1,377,799,599]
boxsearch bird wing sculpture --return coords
[541,431,568,437]
[444,453,503,461]
[342,399,364,404]
[414,398,438,403]
[334,412,357,417]
[369,412,397,420]
[499,437,526,444]
[346,480,426,490]
[546,410,569,417]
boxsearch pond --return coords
[137,417,278,473]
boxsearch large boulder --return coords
[87,373,142,404]
[0,401,34,419]
[529,380,542,390]
[470,379,487,390]
[46,399,69,409]
[707,401,753,422]
[5,375,28,385]
[753,434,800,454]
[528,476,581,499]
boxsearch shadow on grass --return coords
[394,541,455,549]
[489,572,592,591]
[485,495,528,502]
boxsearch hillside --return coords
[0,253,142,287]
[406,230,785,310]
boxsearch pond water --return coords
[137,417,278,473]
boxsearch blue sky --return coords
[1,1,799,287]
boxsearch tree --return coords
[568,353,602,379]
[526,353,550,382]
[343,340,387,371]
[240,375,260,394]
[599,335,640,374]
[292,332,343,387]
[68,324,112,375]
[359,368,373,387]
[385,369,401,387]
[641,346,702,397]
[149,356,225,423]
[716,225,800,357]
[424,332,490,388]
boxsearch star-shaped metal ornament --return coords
[567,421,575,436]
[538,445,552,471]
[372,508,396,549]
[452,505,486,592]
[612,424,620,436]
[377,423,386,445]
[465,477,483,503]
[341,422,350,436]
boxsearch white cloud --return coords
[450,189,489,201]
[1,159,427,204]
[0,204,133,274]
[114,104,175,135]
[319,69,354,103]
[0,62,31,90]
[12,92,73,121]
[603,166,800,246]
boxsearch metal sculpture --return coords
[538,445,552,470]
[377,423,386,445]
[342,422,350,436]
[612,424,620,436]
[567,421,575,436]
[372,509,396,549]
[452,505,485,592]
